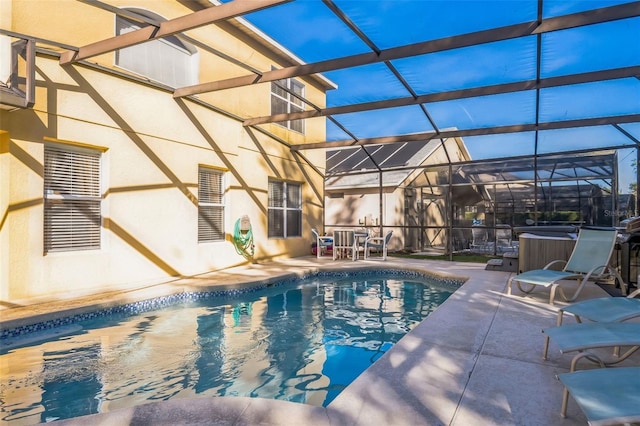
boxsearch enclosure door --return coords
[419,191,448,252]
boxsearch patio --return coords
[3,256,638,425]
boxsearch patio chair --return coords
[364,230,393,260]
[557,366,640,423]
[554,287,640,326]
[541,288,640,364]
[333,229,356,261]
[542,322,640,371]
[354,228,370,259]
[495,224,515,254]
[507,227,625,305]
[470,226,490,253]
[312,228,332,258]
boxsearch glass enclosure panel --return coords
[325,63,410,106]
[543,0,635,18]
[463,132,536,161]
[394,37,537,94]
[333,105,433,139]
[539,79,640,122]
[245,0,369,63]
[537,126,636,154]
[427,91,536,131]
[336,0,536,49]
[540,17,640,77]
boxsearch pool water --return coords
[0,274,456,424]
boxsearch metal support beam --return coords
[244,66,640,126]
[292,114,640,151]
[174,2,639,97]
[60,0,291,65]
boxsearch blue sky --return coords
[235,0,640,192]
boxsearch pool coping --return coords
[0,264,465,343]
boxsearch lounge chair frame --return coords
[542,322,640,372]
[542,288,640,364]
[507,228,626,305]
[555,287,640,326]
[557,367,640,424]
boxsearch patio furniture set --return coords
[508,227,640,425]
[312,228,393,261]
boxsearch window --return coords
[198,168,225,242]
[271,72,305,133]
[115,10,198,88]
[0,35,35,109]
[44,144,102,253]
[268,180,301,238]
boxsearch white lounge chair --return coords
[507,227,625,305]
[470,226,490,254]
[495,224,516,253]
[312,228,332,258]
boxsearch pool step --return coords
[485,252,519,272]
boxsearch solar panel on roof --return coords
[327,142,431,174]
[365,144,405,167]
[326,149,356,171]
[381,142,427,167]
[331,149,376,172]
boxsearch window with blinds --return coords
[271,70,305,134]
[115,10,198,88]
[198,168,225,242]
[268,180,302,238]
[44,145,102,253]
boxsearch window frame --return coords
[43,143,103,254]
[198,167,226,243]
[270,69,306,134]
[268,179,302,239]
[114,9,199,88]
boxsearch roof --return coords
[325,139,445,190]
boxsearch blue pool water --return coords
[0,272,459,424]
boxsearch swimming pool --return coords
[0,271,460,424]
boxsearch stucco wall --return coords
[324,187,403,250]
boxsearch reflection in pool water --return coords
[0,274,457,424]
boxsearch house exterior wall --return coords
[0,1,328,302]
[324,186,403,250]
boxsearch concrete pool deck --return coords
[2,256,639,425]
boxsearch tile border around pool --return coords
[0,267,466,342]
